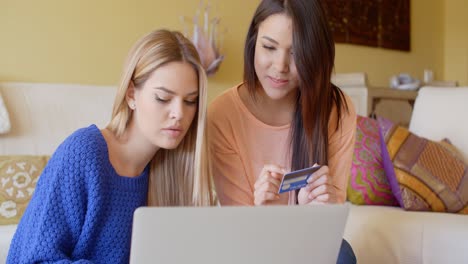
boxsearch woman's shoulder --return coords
[208,84,242,122]
[50,124,106,167]
[341,92,357,119]
[59,124,104,151]
[37,125,107,188]
[328,91,357,133]
[210,85,237,105]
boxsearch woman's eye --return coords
[263,45,275,51]
[184,99,198,106]
[156,96,169,103]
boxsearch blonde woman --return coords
[8,29,214,264]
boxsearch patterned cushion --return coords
[0,155,49,224]
[347,115,398,205]
[379,117,468,213]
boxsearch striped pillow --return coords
[379,117,468,213]
[347,116,398,205]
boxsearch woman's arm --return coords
[297,96,357,204]
[327,97,357,202]
[209,119,254,206]
[7,148,93,263]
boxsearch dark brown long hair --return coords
[243,0,349,172]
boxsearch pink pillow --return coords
[347,115,398,206]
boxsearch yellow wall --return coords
[0,0,463,101]
[0,0,260,102]
[444,0,468,86]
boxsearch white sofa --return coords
[1,82,467,264]
[344,87,468,264]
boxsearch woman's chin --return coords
[154,138,183,150]
[263,88,293,101]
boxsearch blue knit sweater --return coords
[7,125,149,264]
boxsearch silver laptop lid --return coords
[130,204,349,264]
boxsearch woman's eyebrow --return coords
[154,87,198,96]
[154,87,173,94]
[261,36,278,44]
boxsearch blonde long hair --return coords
[107,29,214,206]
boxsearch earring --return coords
[130,103,136,110]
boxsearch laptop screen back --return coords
[130,204,349,264]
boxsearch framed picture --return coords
[323,0,410,51]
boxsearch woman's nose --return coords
[169,101,184,120]
[273,52,290,73]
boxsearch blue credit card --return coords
[278,165,322,194]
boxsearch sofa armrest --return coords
[409,86,468,160]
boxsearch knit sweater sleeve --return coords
[7,133,94,263]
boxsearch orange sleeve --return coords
[208,99,254,206]
[327,94,357,203]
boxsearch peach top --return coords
[208,84,356,205]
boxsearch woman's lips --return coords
[162,127,182,138]
[267,76,289,88]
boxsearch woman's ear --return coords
[126,81,136,110]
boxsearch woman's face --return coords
[128,61,199,150]
[254,13,299,101]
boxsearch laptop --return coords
[130,204,349,264]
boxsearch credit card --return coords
[278,165,322,194]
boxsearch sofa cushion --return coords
[0,82,116,156]
[347,116,398,206]
[0,155,49,225]
[344,204,468,264]
[379,117,468,213]
[0,224,17,264]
